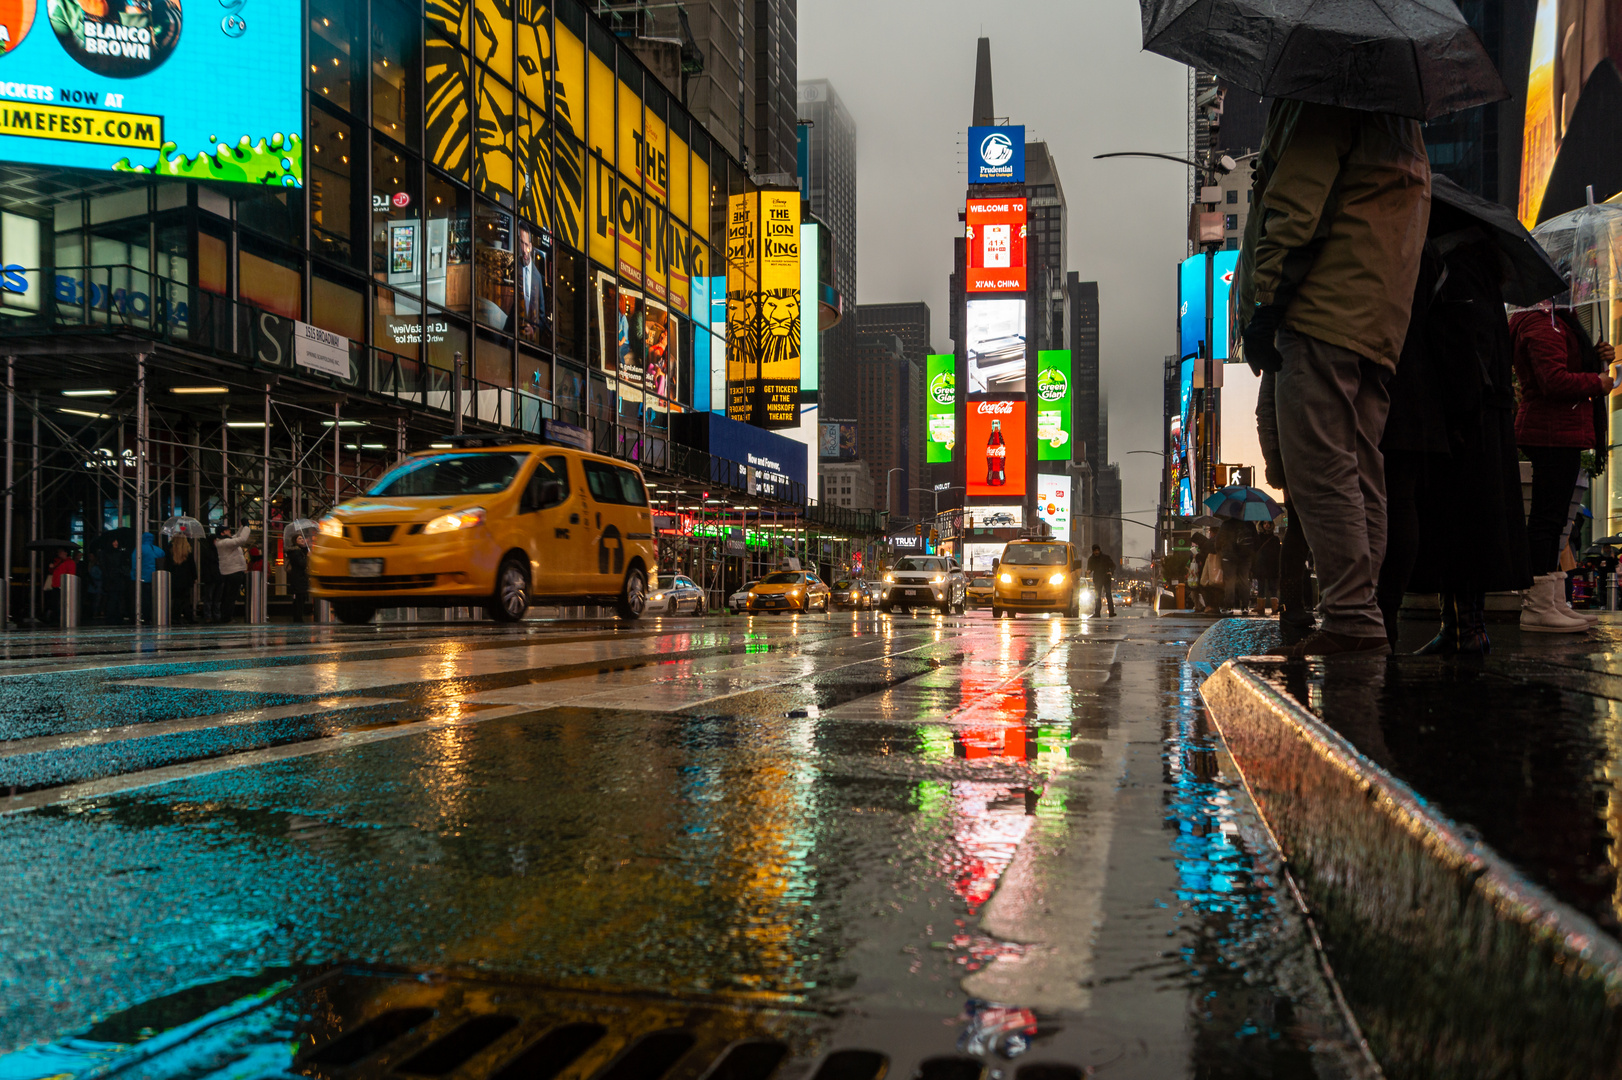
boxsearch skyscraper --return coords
[798,78,858,418]
[602,0,800,176]
[1066,276,1100,467]
[854,333,914,516]
[858,302,933,520]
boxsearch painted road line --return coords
[0,697,401,757]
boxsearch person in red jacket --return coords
[1510,304,1615,632]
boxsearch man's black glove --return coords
[1243,304,1286,373]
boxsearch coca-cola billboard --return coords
[967,397,1026,499]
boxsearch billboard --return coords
[0,0,301,184]
[800,222,819,393]
[970,505,1023,528]
[1178,254,1205,360]
[1213,249,1237,361]
[968,124,1025,184]
[926,352,955,463]
[1519,0,1622,225]
[724,189,800,428]
[1177,357,1195,516]
[1036,349,1072,461]
[1036,478,1071,543]
[966,198,1028,292]
[818,420,857,461]
[967,298,1025,394]
[967,397,1026,498]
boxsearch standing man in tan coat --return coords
[1237,100,1431,658]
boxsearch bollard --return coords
[316,598,333,623]
[152,570,171,627]
[59,573,79,629]
[247,570,264,623]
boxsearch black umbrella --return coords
[25,538,79,552]
[1141,0,1509,121]
[1429,175,1568,308]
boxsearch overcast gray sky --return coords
[799,0,1191,556]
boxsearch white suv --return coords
[880,555,967,614]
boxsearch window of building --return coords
[475,328,512,387]
[424,169,472,312]
[1225,189,1238,204]
[372,137,423,292]
[474,201,515,331]
[371,0,422,150]
[310,0,360,114]
[310,107,358,265]
[555,245,585,360]
[240,239,303,320]
[1224,214,1238,231]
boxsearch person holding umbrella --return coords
[287,533,312,623]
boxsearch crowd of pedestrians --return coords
[1216,98,1613,658]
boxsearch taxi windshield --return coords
[833,579,856,589]
[1002,543,1068,566]
[761,572,804,584]
[369,453,530,497]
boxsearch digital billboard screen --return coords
[967,298,1025,394]
[1177,357,1195,516]
[966,198,1027,292]
[926,352,955,463]
[1036,349,1071,461]
[0,0,301,184]
[968,124,1024,183]
[1036,478,1071,543]
[1178,254,1205,361]
[967,397,1026,499]
[1213,249,1237,361]
[818,420,857,461]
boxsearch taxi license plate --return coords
[759,598,783,606]
[1021,591,1037,600]
[350,558,384,577]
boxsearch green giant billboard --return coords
[1036,350,1072,461]
[926,353,955,463]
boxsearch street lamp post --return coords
[885,468,904,516]
[910,485,964,520]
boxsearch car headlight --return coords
[317,516,344,538]
[1049,572,1067,585]
[789,588,801,597]
[652,592,665,601]
[931,573,945,583]
[999,572,1013,584]
[883,573,894,584]
[423,507,486,534]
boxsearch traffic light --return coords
[915,523,923,537]
[929,528,939,544]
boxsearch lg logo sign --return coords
[372,192,412,211]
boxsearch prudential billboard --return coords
[968,125,1024,184]
[0,0,301,184]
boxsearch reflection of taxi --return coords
[310,427,657,624]
[992,540,1086,618]
[746,571,831,614]
[966,573,994,607]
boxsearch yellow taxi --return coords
[309,427,657,624]
[991,539,1087,618]
[965,572,995,607]
[745,570,831,614]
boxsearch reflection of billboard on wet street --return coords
[967,298,1026,394]
[0,0,301,183]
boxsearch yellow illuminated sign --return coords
[724,190,800,428]
[0,103,162,149]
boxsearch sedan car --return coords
[745,570,832,614]
[965,573,994,607]
[646,574,706,615]
[728,580,759,614]
[830,577,873,609]
[879,555,967,614]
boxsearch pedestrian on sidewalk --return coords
[287,534,311,623]
[167,535,198,624]
[1378,227,1531,653]
[1256,370,1317,644]
[136,531,162,624]
[41,549,76,625]
[1191,527,1224,613]
[1087,545,1117,617]
[199,527,221,622]
[103,537,131,624]
[1253,522,1280,613]
[214,524,251,623]
[1238,99,1431,658]
[84,549,101,622]
[1510,302,1613,633]
[1219,517,1258,614]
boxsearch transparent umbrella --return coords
[284,518,319,546]
[161,515,205,539]
[1531,187,1622,338]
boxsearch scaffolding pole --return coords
[261,385,271,624]
[28,392,37,625]
[134,353,146,629]
[4,356,12,628]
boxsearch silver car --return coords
[646,574,707,616]
[879,555,967,614]
[728,580,759,613]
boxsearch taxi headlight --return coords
[423,507,486,534]
[317,515,344,538]
[789,588,801,597]
[1049,572,1067,585]
[999,572,1013,584]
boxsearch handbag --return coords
[1200,553,1225,587]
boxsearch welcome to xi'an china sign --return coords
[726,190,801,430]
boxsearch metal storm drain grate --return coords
[85,965,1102,1080]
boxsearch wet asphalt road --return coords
[0,608,1371,1079]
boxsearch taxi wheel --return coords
[488,556,530,623]
[991,604,1001,619]
[616,566,648,619]
[332,601,376,625]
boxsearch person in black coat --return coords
[198,529,222,623]
[1253,522,1281,611]
[1086,545,1116,617]
[287,533,311,623]
[167,534,198,624]
[1377,224,1531,654]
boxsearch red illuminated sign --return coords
[966,398,1027,498]
[966,198,1028,293]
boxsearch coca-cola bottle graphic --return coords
[986,419,1007,486]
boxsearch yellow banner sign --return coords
[0,103,162,149]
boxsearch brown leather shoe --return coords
[1270,630,1391,659]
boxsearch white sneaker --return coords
[1552,572,1600,625]
[1521,573,1591,633]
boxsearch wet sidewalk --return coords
[1195,614,1622,1079]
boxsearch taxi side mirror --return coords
[523,478,565,513]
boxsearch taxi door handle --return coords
[569,513,580,524]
